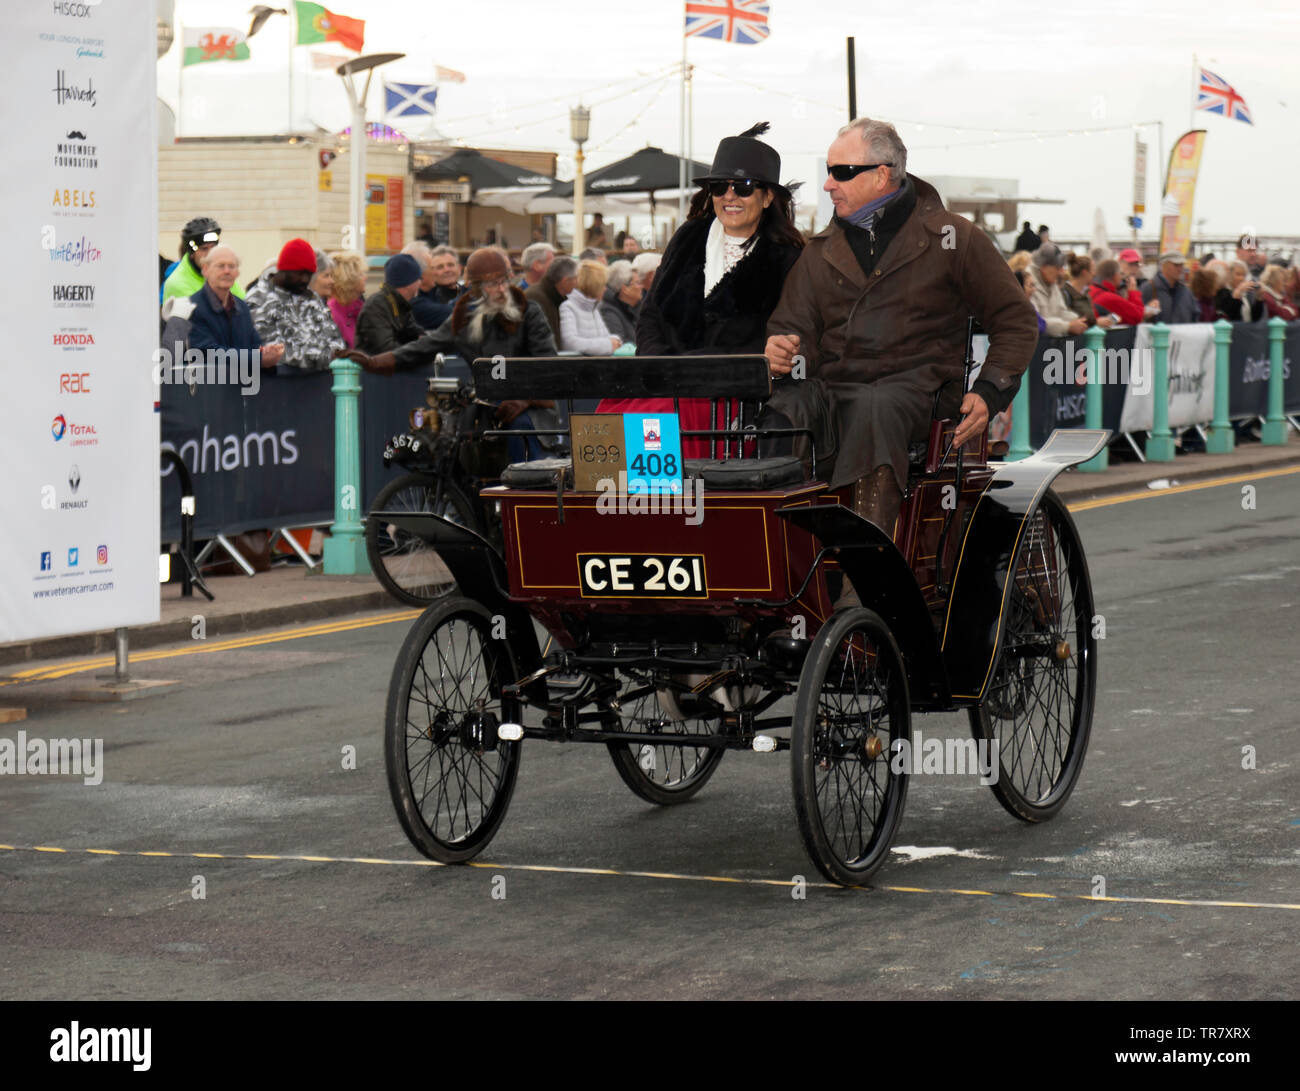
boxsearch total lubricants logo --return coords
[52,413,98,447]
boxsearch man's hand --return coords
[765,333,800,376]
[1096,315,1115,329]
[496,399,529,425]
[1067,317,1088,335]
[260,342,284,368]
[953,391,989,448]
[345,350,395,375]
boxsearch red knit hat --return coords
[278,237,317,273]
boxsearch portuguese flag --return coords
[182,27,250,66]
[294,2,365,52]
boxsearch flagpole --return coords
[678,7,687,227]
[177,22,184,138]
[288,19,295,134]
[1189,53,1197,134]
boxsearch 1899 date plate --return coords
[577,553,708,598]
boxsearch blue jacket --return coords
[187,286,262,353]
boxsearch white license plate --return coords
[577,554,707,598]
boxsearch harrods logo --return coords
[54,131,98,169]
[53,70,96,107]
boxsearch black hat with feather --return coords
[693,122,790,198]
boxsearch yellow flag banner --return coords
[1159,129,1206,257]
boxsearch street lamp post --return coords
[336,53,403,255]
[570,105,590,253]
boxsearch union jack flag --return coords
[1195,68,1253,125]
[684,0,770,45]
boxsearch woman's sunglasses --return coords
[826,162,889,182]
[707,179,762,197]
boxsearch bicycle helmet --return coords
[181,217,222,253]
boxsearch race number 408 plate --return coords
[578,554,708,598]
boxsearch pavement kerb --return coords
[1050,441,1300,500]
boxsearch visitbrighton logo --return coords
[48,236,102,265]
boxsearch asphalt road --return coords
[2,471,1297,1000]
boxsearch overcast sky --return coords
[160,0,1300,243]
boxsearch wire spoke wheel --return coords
[385,599,520,862]
[366,472,478,607]
[604,675,725,805]
[792,608,910,886]
[970,490,1096,822]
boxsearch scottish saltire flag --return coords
[1195,68,1253,125]
[684,0,771,44]
[385,81,438,117]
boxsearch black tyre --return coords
[969,489,1096,822]
[385,598,521,863]
[605,676,725,805]
[366,472,479,607]
[792,608,910,886]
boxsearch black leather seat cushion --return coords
[683,456,805,490]
[500,457,573,488]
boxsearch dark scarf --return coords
[834,174,918,279]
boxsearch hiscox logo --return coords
[51,1,100,18]
[53,70,97,107]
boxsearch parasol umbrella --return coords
[544,145,712,238]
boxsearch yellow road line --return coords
[3,843,1298,911]
[1,609,420,686]
[1066,464,1300,512]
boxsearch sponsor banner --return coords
[1024,329,1129,449]
[1117,324,1216,434]
[1159,130,1206,258]
[1226,321,1300,419]
[2,2,158,643]
[158,359,460,539]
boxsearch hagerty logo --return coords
[54,130,98,169]
[53,283,95,306]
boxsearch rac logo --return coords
[60,373,90,393]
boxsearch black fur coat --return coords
[635,216,801,356]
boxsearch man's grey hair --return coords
[630,251,662,276]
[578,247,606,262]
[429,245,458,262]
[402,241,434,269]
[544,255,578,284]
[606,260,637,292]
[837,117,908,180]
[520,241,555,270]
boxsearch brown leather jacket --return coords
[768,175,1036,415]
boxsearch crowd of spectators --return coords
[158,215,665,370]
[1010,231,1300,330]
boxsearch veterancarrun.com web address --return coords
[33,581,114,598]
[1114,1051,1250,1065]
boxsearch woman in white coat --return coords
[559,260,622,355]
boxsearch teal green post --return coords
[1261,316,1289,445]
[322,358,368,574]
[1145,323,1176,462]
[1079,324,1108,472]
[1206,319,1234,454]
[1007,365,1033,461]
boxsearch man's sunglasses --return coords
[707,179,762,197]
[826,162,890,182]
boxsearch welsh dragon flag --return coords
[182,28,250,66]
[294,2,365,52]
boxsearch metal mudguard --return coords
[775,503,951,709]
[374,511,547,701]
[938,428,1109,703]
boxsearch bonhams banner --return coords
[0,3,160,642]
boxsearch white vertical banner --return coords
[1118,325,1216,434]
[0,1,160,643]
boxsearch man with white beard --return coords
[350,248,558,460]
